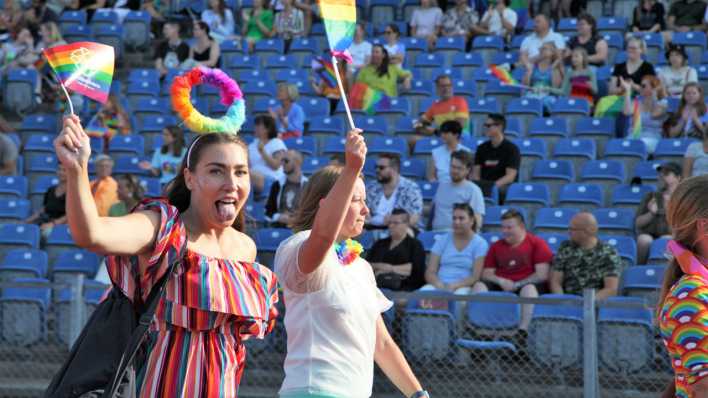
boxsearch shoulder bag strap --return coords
[101,242,186,398]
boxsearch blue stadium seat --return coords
[601,235,638,267]
[514,138,547,182]
[509,34,525,50]
[633,160,664,182]
[321,136,347,155]
[91,9,118,31]
[376,97,411,127]
[368,137,408,156]
[536,233,566,253]
[239,69,270,84]
[604,33,626,63]
[647,236,671,265]
[109,135,145,156]
[491,51,519,66]
[20,114,58,135]
[506,98,544,135]
[0,249,48,280]
[653,138,695,163]
[484,81,522,109]
[298,97,329,119]
[672,31,707,64]
[528,117,569,147]
[553,138,597,173]
[558,183,604,210]
[550,97,590,119]
[403,293,457,362]
[405,80,435,102]
[598,297,654,374]
[368,0,398,25]
[353,115,388,137]
[504,184,550,219]
[557,18,578,32]
[400,158,426,181]
[412,137,443,158]
[139,115,176,135]
[245,201,267,226]
[597,17,628,36]
[254,38,285,55]
[530,160,575,201]
[414,53,446,79]
[126,80,159,102]
[255,228,293,267]
[395,117,417,136]
[123,10,152,50]
[265,54,299,72]
[0,223,40,250]
[400,37,428,57]
[592,208,635,236]
[0,199,30,222]
[574,116,615,153]
[418,181,439,202]
[611,184,656,208]
[482,206,529,233]
[308,116,344,137]
[252,98,280,114]
[456,292,519,353]
[129,68,160,83]
[62,24,91,43]
[528,294,584,370]
[533,207,579,234]
[289,37,320,58]
[0,176,27,200]
[59,10,87,30]
[472,35,505,64]
[93,25,124,58]
[416,230,447,252]
[226,54,261,71]
[301,156,329,175]
[133,97,168,122]
[434,36,465,65]
[603,139,647,173]
[113,155,148,175]
[220,39,244,61]
[284,136,316,156]
[138,177,161,198]
[0,277,51,345]
[579,160,627,203]
[451,80,476,98]
[481,232,503,245]
[3,68,39,114]
[52,249,101,282]
[452,52,484,72]
[621,265,665,305]
[469,97,501,134]
[242,80,277,96]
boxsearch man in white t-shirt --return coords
[431,150,485,231]
[348,23,373,74]
[519,13,566,66]
[473,0,518,40]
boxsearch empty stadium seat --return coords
[284,136,316,156]
[653,138,695,163]
[647,237,670,265]
[301,156,329,175]
[550,98,590,128]
[592,208,635,236]
[528,294,584,370]
[417,230,447,252]
[575,116,615,153]
[600,235,638,267]
[20,114,58,136]
[368,137,408,156]
[308,116,344,138]
[633,160,664,182]
[138,177,161,198]
[452,53,484,79]
[552,138,597,174]
[414,53,446,79]
[0,249,48,280]
[557,183,604,210]
[52,249,101,283]
[533,208,579,234]
[611,184,656,208]
[468,97,500,134]
[93,25,124,58]
[0,223,39,251]
[506,98,544,135]
[598,297,654,374]
[528,118,569,149]
[321,136,347,155]
[299,97,330,119]
[254,38,285,55]
[353,116,388,137]
[514,138,547,182]
[3,68,38,114]
[603,139,648,173]
[529,160,575,201]
[0,176,28,200]
[0,277,51,345]
[456,292,519,358]
[0,199,31,222]
[109,135,145,156]
[418,181,439,202]
[255,228,293,268]
[536,233,567,253]
[45,225,77,262]
[621,265,665,306]
[123,10,152,50]
[59,10,87,30]
[227,54,261,71]
[505,184,550,219]
[472,35,505,64]
[403,293,457,362]
[580,160,627,204]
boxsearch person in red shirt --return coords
[471,209,553,331]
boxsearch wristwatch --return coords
[410,391,430,398]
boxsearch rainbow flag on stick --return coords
[489,64,520,86]
[631,98,641,138]
[43,41,115,113]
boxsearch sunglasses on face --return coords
[483,123,498,129]
[375,165,388,170]
[282,158,291,164]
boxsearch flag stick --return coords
[332,56,355,130]
[49,68,75,115]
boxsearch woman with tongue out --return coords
[54,115,279,397]
[273,129,427,398]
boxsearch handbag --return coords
[44,243,185,398]
[376,272,406,290]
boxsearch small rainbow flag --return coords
[43,41,114,104]
[319,0,356,54]
[631,98,641,138]
[349,82,390,115]
[489,64,519,86]
[311,56,337,88]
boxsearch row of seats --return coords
[0,249,100,282]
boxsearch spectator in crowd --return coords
[422,203,488,297]
[201,0,237,43]
[473,113,521,200]
[609,37,655,95]
[519,13,566,66]
[635,162,681,264]
[265,149,307,227]
[410,0,443,50]
[414,75,470,144]
[108,174,145,217]
[473,0,518,40]
[0,133,17,176]
[550,0,574,20]
[666,0,706,33]
[366,209,427,291]
[441,0,478,43]
[0,0,25,36]
[666,82,707,138]
[66,0,106,21]
[658,44,698,98]
[621,75,667,153]
[522,41,564,110]
[249,114,287,195]
[0,115,14,134]
[142,0,169,35]
[90,154,119,217]
[189,21,221,68]
[242,0,275,53]
[274,0,305,52]
[1,27,39,70]
[87,94,132,151]
[26,164,66,237]
[38,21,65,50]
[349,23,372,74]
[311,52,349,114]
[426,120,471,183]
[431,150,485,231]
[683,130,708,177]
[549,212,622,299]
[472,209,553,331]
[561,47,598,106]
[269,82,306,139]
[366,153,423,231]
[23,0,59,37]
[564,13,608,67]
[632,0,666,33]
[139,126,187,186]
[382,23,405,65]
[155,20,189,78]
[354,45,412,98]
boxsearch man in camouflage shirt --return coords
[549,212,622,300]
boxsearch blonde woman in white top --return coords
[274,130,427,398]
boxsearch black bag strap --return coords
[101,242,186,398]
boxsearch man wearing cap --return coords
[635,162,682,264]
[90,154,119,217]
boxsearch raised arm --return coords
[298,129,366,274]
[56,116,161,256]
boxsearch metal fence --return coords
[0,277,673,398]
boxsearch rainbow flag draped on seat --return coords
[43,41,114,104]
[349,82,390,115]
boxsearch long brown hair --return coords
[165,133,249,232]
[161,126,186,157]
[677,82,707,119]
[291,165,343,233]
[658,175,708,312]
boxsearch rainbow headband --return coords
[170,67,245,135]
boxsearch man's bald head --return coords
[569,212,598,246]
[287,149,303,166]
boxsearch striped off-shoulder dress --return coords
[106,199,279,398]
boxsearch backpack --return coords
[44,243,185,398]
